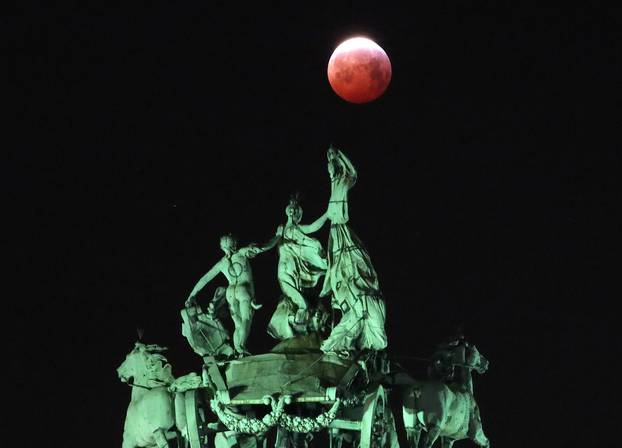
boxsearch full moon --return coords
[327,37,392,104]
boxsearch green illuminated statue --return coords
[319,147,388,353]
[402,338,490,448]
[258,197,328,339]
[117,342,202,448]
[118,144,491,448]
[181,287,235,358]
[186,235,262,356]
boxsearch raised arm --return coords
[338,149,357,182]
[328,147,357,186]
[186,258,224,305]
[255,225,283,253]
[299,212,328,234]
[238,243,262,258]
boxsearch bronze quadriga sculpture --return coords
[117,148,490,448]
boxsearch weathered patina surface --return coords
[118,146,490,448]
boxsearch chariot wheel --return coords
[184,389,211,448]
[360,385,398,448]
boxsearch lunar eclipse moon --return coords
[327,37,392,104]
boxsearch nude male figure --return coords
[186,234,261,356]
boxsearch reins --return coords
[125,377,169,391]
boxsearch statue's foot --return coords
[294,308,309,324]
[338,350,351,359]
[324,349,351,359]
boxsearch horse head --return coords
[462,343,489,374]
[117,341,174,388]
[435,340,490,376]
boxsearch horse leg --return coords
[176,431,187,448]
[420,424,441,448]
[473,429,490,448]
[405,423,422,448]
[175,392,188,436]
[153,428,170,448]
[469,405,490,448]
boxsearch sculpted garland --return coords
[117,145,491,448]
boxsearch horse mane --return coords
[142,347,174,384]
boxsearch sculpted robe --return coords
[320,148,387,352]
[268,224,327,340]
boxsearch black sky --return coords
[6,3,619,447]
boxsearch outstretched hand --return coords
[206,302,215,317]
[246,244,263,258]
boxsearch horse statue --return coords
[117,341,202,448]
[402,339,490,448]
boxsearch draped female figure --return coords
[319,147,387,352]
[260,198,328,340]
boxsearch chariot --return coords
[117,148,490,448]
[181,334,399,448]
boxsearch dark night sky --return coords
[6,3,619,447]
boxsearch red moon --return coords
[327,37,392,104]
